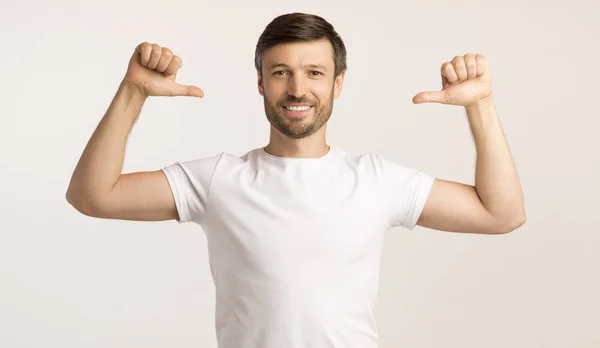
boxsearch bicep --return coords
[416,178,502,234]
[90,170,179,221]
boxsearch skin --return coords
[66,41,525,234]
[65,42,202,221]
[412,54,525,233]
[258,39,345,159]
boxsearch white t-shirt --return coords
[161,146,435,348]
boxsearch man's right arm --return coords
[65,80,178,221]
[66,42,204,221]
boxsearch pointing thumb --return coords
[412,91,445,104]
[179,84,204,98]
[170,81,204,98]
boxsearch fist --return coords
[413,53,492,106]
[124,42,204,98]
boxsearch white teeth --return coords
[285,105,311,111]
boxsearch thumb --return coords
[169,81,205,98]
[412,91,446,104]
[183,85,205,98]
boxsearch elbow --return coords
[65,184,86,212]
[65,186,77,207]
[65,187,107,218]
[65,189,91,216]
[495,213,526,234]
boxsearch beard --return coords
[263,87,334,139]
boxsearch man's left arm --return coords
[411,54,526,234]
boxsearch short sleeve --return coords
[161,153,222,223]
[375,155,436,230]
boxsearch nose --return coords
[286,74,308,99]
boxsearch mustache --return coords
[279,96,316,105]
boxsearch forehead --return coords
[262,39,335,69]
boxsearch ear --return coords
[333,71,346,99]
[257,71,264,96]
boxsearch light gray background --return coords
[1,0,598,347]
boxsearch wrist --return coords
[465,95,494,112]
[120,79,149,102]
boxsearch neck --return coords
[264,125,330,158]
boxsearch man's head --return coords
[255,13,347,139]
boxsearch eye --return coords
[273,70,287,76]
[310,71,323,76]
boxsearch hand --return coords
[412,53,492,107]
[123,42,204,98]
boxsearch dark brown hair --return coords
[254,13,347,77]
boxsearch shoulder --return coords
[176,148,258,170]
[337,150,411,176]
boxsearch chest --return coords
[204,175,389,277]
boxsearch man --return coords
[66,12,525,348]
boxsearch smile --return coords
[283,105,313,111]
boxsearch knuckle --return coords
[161,47,173,57]
[443,64,454,75]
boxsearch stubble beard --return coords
[263,88,334,139]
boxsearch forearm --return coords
[66,80,147,205]
[465,96,525,227]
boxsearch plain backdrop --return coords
[1,0,598,347]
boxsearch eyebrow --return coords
[267,63,328,71]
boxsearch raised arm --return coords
[66,42,204,221]
[412,54,525,234]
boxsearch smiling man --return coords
[260,39,341,142]
[66,12,526,348]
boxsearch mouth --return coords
[283,105,313,111]
[282,105,313,118]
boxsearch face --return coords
[258,40,345,139]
